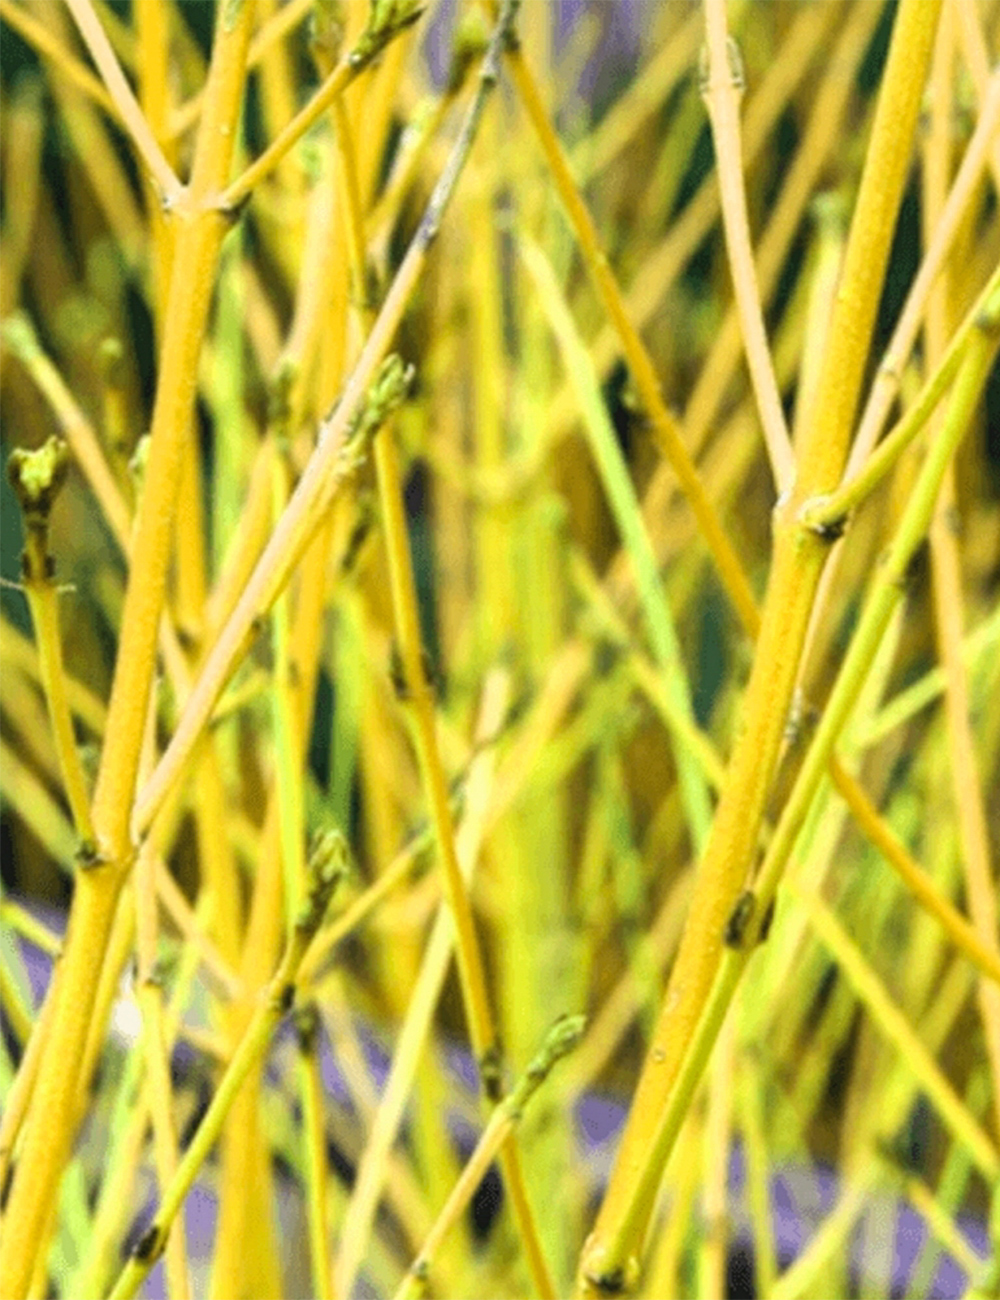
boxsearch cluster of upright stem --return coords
[1,1,997,1297]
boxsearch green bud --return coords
[341,354,415,467]
[7,436,70,523]
[349,0,424,72]
[296,828,353,933]
[512,1012,585,1112]
[447,7,491,95]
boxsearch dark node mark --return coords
[219,190,252,226]
[900,540,929,593]
[75,840,107,872]
[503,687,533,732]
[875,1131,920,1175]
[478,1042,504,1103]
[422,647,444,697]
[132,1223,163,1263]
[340,509,374,575]
[389,642,409,699]
[812,513,847,542]
[174,623,200,654]
[757,897,776,944]
[724,890,757,948]
[592,636,623,679]
[294,1004,319,1054]
[389,644,441,701]
[75,839,100,868]
[587,1266,628,1296]
[277,982,296,1015]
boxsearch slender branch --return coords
[394,1016,585,1300]
[331,8,558,1294]
[506,39,760,638]
[222,58,353,210]
[106,832,352,1300]
[570,8,702,184]
[63,0,181,200]
[856,601,1000,747]
[848,65,1000,479]
[134,841,191,1300]
[1,314,132,553]
[133,0,518,861]
[572,535,1000,988]
[0,957,61,1194]
[790,884,998,1181]
[923,32,1000,1130]
[132,352,413,837]
[801,260,1000,533]
[521,236,714,849]
[687,2,880,459]
[751,273,1000,1028]
[701,0,795,492]
[221,0,424,211]
[6,439,95,846]
[168,0,314,140]
[333,673,509,1297]
[829,759,1000,986]
[295,1004,334,1300]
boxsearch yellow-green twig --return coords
[106,831,352,1300]
[63,0,179,199]
[701,0,794,491]
[507,39,760,639]
[220,0,423,211]
[393,1015,585,1300]
[802,261,1000,534]
[6,438,95,847]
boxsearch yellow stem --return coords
[222,57,353,210]
[577,1,943,1289]
[0,4,257,1290]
